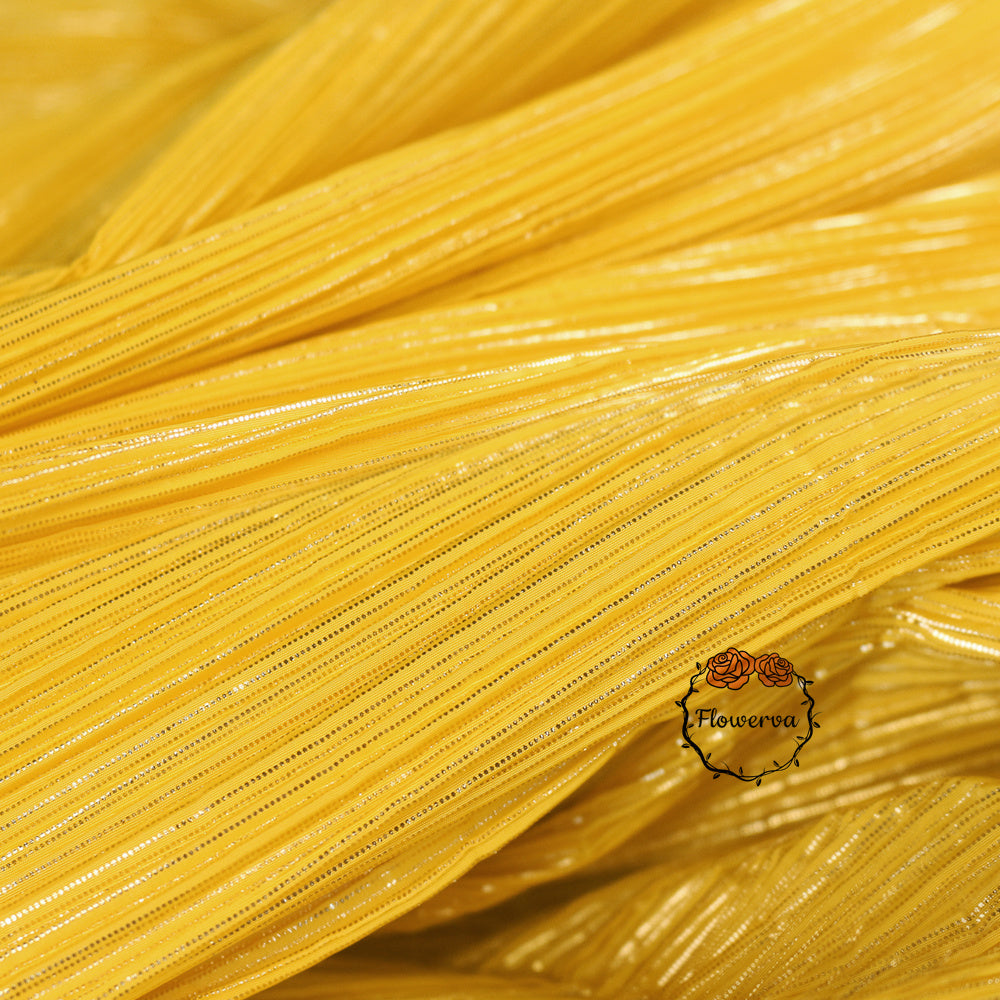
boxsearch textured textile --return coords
[2,2,999,998]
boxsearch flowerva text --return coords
[695,707,798,728]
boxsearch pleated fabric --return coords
[1,1,999,998]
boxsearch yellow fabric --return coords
[2,1,999,998]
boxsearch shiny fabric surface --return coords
[2,2,999,998]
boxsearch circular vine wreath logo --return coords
[678,648,817,784]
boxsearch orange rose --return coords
[755,652,794,687]
[705,647,756,689]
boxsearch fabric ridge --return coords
[1,1,999,998]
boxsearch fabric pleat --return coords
[1,2,999,999]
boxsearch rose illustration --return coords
[705,647,756,689]
[755,652,794,687]
[681,648,814,784]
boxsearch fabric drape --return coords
[2,2,999,998]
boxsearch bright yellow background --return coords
[2,2,999,997]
